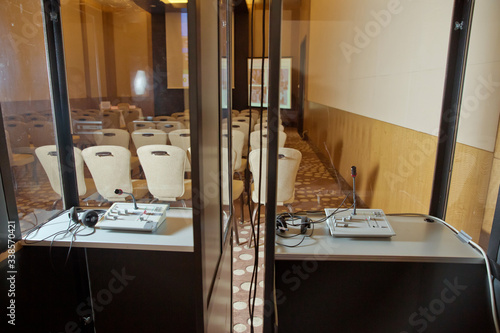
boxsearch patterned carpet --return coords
[232,128,354,332]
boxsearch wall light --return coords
[160,0,188,4]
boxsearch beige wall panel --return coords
[306,102,495,242]
[0,1,50,103]
[61,0,87,99]
[112,9,153,114]
[84,1,108,98]
[481,158,500,247]
[446,144,493,241]
[113,10,152,96]
[306,103,436,214]
[166,12,185,89]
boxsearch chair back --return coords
[82,145,133,201]
[117,103,130,111]
[4,121,30,149]
[231,110,240,117]
[123,110,140,124]
[222,129,244,171]
[132,129,167,149]
[249,148,301,205]
[233,116,250,125]
[25,114,47,122]
[231,122,250,156]
[5,115,24,122]
[221,147,237,205]
[102,111,120,128]
[128,121,155,133]
[153,116,176,121]
[254,123,284,132]
[35,145,87,196]
[168,129,191,152]
[156,121,185,134]
[171,112,185,119]
[137,145,187,201]
[250,130,286,151]
[29,121,55,147]
[93,129,130,148]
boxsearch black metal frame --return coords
[264,0,282,332]
[429,0,475,218]
[0,105,21,250]
[42,0,79,209]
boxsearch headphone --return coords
[69,207,100,227]
[276,215,311,234]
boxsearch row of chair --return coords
[35,144,191,207]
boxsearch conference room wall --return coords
[300,0,500,243]
[0,0,51,112]
[305,103,493,243]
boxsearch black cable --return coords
[247,0,257,328]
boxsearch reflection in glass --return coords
[219,0,232,239]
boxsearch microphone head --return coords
[114,189,123,195]
[351,166,357,177]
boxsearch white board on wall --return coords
[307,0,500,152]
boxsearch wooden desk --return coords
[274,214,496,333]
[14,208,198,333]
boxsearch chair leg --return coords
[247,203,262,249]
[52,198,61,210]
[232,202,242,245]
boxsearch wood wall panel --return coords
[305,102,494,242]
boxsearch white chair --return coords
[93,129,140,170]
[82,145,148,202]
[5,115,24,122]
[168,129,192,172]
[93,129,130,148]
[153,116,176,121]
[127,121,156,133]
[223,129,246,177]
[171,112,185,119]
[250,130,287,151]
[156,121,185,135]
[131,129,167,149]
[4,121,33,154]
[35,145,96,209]
[29,121,55,147]
[248,148,302,245]
[137,145,191,206]
[5,131,36,189]
[168,129,191,152]
[231,122,250,157]
[102,111,121,128]
[221,147,245,244]
[117,102,130,111]
[123,109,140,126]
[254,123,284,132]
[231,110,240,117]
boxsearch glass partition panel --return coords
[281,0,449,216]
[0,1,59,232]
[57,0,192,212]
[447,0,500,247]
[220,0,233,241]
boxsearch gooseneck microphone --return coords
[351,166,357,215]
[115,189,139,210]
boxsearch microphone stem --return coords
[352,177,356,215]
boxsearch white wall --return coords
[308,0,500,152]
[457,0,500,152]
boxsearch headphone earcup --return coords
[81,210,99,227]
[276,216,288,233]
